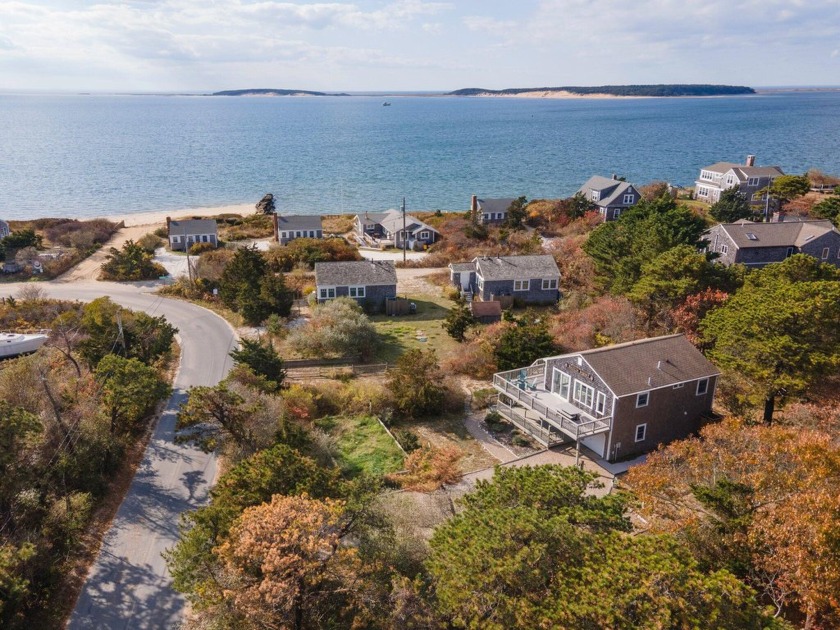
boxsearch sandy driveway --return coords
[56,224,156,283]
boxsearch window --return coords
[748,177,760,186]
[672,382,684,389]
[553,370,570,400]
[622,193,634,205]
[822,247,830,260]
[319,287,336,300]
[746,233,758,241]
[419,231,430,239]
[635,424,647,442]
[636,392,649,408]
[280,231,287,239]
[171,235,180,243]
[726,174,735,186]
[786,247,794,258]
[591,191,599,201]
[595,391,606,415]
[613,208,622,219]
[696,378,709,395]
[513,280,529,291]
[202,235,208,242]
[348,286,366,298]
[697,186,709,197]
[295,231,302,238]
[719,244,728,254]
[541,278,558,290]
[573,381,594,408]
[700,171,714,181]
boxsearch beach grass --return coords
[316,414,404,476]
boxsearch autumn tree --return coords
[583,196,707,293]
[811,188,840,224]
[628,418,840,627]
[387,348,446,419]
[701,255,840,423]
[710,186,753,223]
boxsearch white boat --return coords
[0,332,49,359]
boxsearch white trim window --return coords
[700,170,715,181]
[822,247,830,260]
[697,186,710,197]
[748,177,760,186]
[280,231,287,239]
[622,193,634,205]
[719,244,728,254]
[295,231,302,238]
[591,191,600,201]
[573,381,594,408]
[513,280,530,292]
[696,378,709,395]
[636,392,650,408]
[348,286,366,298]
[672,383,684,389]
[419,230,430,240]
[319,287,336,300]
[726,174,735,186]
[595,391,606,415]
[553,369,571,400]
[171,235,181,243]
[635,424,647,442]
[541,278,558,290]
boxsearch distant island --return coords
[211,88,349,97]
[448,84,756,98]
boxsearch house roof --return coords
[377,209,440,236]
[449,262,476,273]
[474,255,560,281]
[471,300,502,318]
[477,198,515,214]
[358,212,388,226]
[315,260,397,287]
[277,215,322,231]
[700,162,784,180]
[712,220,837,249]
[577,175,637,207]
[558,334,720,397]
[169,219,218,235]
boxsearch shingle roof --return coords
[477,198,515,214]
[277,215,323,231]
[474,255,560,281]
[377,209,440,236]
[700,162,784,179]
[577,175,637,207]
[714,220,837,249]
[449,262,476,273]
[169,219,217,236]
[566,334,719,397]
[315,260,397,287]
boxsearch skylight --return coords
[746,233,758,240]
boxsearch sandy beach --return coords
[470,90,646,99]
[104,202,256,228]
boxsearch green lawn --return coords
[315,414,405,477]
[371,293,460,363]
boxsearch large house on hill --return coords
[704,219,840,268]
[449,255,561,305]
[493,334,719,462]
[314,260,397,312]
[577,175,641,221]
[355,209,440,250]
[694,155,784,211]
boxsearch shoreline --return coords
[102,202,257,228]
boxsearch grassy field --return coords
[316,414,405,476]
[370,293,459,363]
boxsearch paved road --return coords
[0,282,236,629]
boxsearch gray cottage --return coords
[694,155,784,211]
[577,175,641,221]
[167,218,219,251]
[355,209,440,249]
[314,260,397,313]
[275,215,323,245]
[704,219,840,268]
[493,334,719,463]
[0,219,10,239]
[470,195,516,224]
[449,255,560,305]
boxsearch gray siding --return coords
[278,229,323,245]
[707,225,840,268]
[169,233,218,252]
[319,284,396,313]
[800,232,840,268]
[478,278,559,305]
[541,357,614,420]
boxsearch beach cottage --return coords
[167,218,219,251]
[274,215,324,245]
[314,260,397,313]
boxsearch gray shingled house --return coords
[0,219,9,239]
[167,218,218,251]
[449,255,560,305]
[704,219,840,268]
[577,175,641,221]
[314,260,397,312]
[355,209,440,249]
[275,215,323,245]
[493,334,719,462]
[694,155,784,211]
[470,195,516,224]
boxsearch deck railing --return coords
[492,370,610,440]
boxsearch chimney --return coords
[272,214,279,242]
[166,216,171,231]
[470,195,478,223]
[612,173,617,180]
[746,155,756,167]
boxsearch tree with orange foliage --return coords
[670,287,729,344]
[627,418,840,628]
[387,445,462,492]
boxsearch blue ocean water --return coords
[1,92,839,220]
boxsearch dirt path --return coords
[56,224,155,283]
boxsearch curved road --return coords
[0,281,236,629]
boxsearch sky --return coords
[1,0,839,92]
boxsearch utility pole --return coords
[401,197,407,264]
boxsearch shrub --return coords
[188,241,215,256]
[138,233,164,254]
[392,428,421,453]
[386,445,462,492]
[287,298,378,360]
[471,388,497,410]
[43,219,119,248]
[230,338,285,388]
[266,238,362,271]
[387,348,447,420]
[99,240,167,281]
